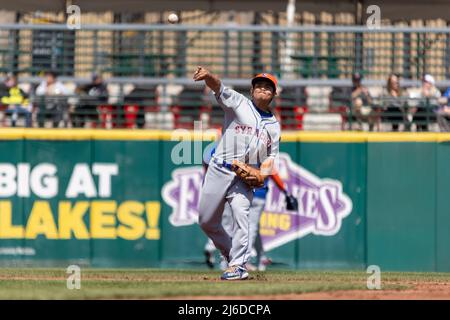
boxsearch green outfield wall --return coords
[0,129,448,272]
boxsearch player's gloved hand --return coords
[231,160,265,188]
[284,191,299,211]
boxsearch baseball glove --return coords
[231,160,265,188]
[285,193,299,211]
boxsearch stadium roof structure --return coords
[1,0,449,20]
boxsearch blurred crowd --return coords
[1,70,450,131]
[346,72,450,132]
[0,71,154,129]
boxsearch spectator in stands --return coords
[35,70,69,128]
[73,73,108,128]
[1,73,32,127]
[382,74,407,131]
[409,74,441,132]
[351,72,376,131]
[436,87,450,132]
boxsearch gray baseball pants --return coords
[198,160,253,267]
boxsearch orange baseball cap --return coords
[252,73,277,93]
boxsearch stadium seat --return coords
[306,86,332,112]
[98,105,117,129]
[302,113,343,131]
[274,86,308,130]
[171,86,208,129]
[123,85,159,129]
[329,86,352,130]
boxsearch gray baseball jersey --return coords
[198,83,280,269]
[212,84,280,167]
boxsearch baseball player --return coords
[247,173,298,271]
[194,66,280,280]
[203,161,297,271]
[201,142,274,272]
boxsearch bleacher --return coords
[0,23,449,131]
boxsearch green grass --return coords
[0,268,447,299]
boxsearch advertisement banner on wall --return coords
[162,152,353,251]
[0,162,161,241]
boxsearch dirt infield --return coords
[0,269,449,299]
[298,282,450,299]
[169,281,450,300]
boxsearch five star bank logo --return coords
[161,153,352,251]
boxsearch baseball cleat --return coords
[220,265,249,280]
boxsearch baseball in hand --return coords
[168,13,179,24]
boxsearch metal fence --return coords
[0,24,450,131]
[1,24,450,80]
